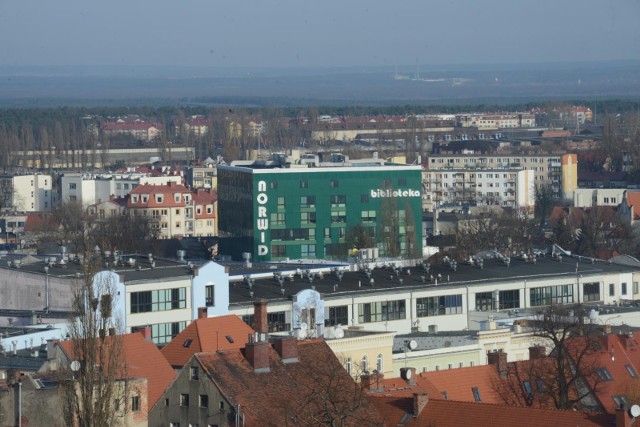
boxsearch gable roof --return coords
[625,191,640,220]
[59,332,175,411]
[194,339,381,426]
[160,314,253,367]
[372,396,613,427]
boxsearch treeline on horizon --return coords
[1,98,640,128]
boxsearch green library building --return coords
[217,157,423,262]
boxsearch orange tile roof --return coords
[372,397,613,427]
[160,315,254,367]
[378,365,504,404]
[195,339,382,426]
[568,333,640,414]
[59,332,175,411]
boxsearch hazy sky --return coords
[1,0,639,68]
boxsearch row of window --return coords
[242,312,290,332]
[268,178,409,190]
[130,288,187,313]
[345,354,384,376]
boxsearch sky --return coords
[1,0,639,69]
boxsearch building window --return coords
[472,387,481,402]
[277,196,285,210]
[583,282,600,302]
[325,306,348,326]
[324,228,330,239]
[358,300,406,323]
[131,395,140,412]
[271,245,286,258]
[132,321,186,345]
[596,368,613,381]
[330,179,339,188]
[499,290,520,310]
[634,282,639,294]
[190,366,199,380]
[622,282,628,295]
[300,180,308,188]
[180,394,190,407]
[361,355,368,372]
[301,244,316,258]
[346,358,352,376]
[205,284,215,307]
[330,195,346,208]
[300,212,316,225]
[416,295,463,317]
[609,283,615,297]
[361,210,376,223]
[613,395,630,409]
[199,395,209,408]
[376,354,383,373]
[300,195,316,209]
[475,292,494,311]
[271,212,286,225]
[330,211,346,224]
[529,285,573,307]
[625,365,638,378]
[156,195,163,203]
[242,311,290,332]
[68,183,77,189]
[130,288,187,313]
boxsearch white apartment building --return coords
[0,174,53,212]
[426,153,578,202]
[423,168,535,211]
[573,188,632,208]
[456,113,536,130]
[60,173,183,207]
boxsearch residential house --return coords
[0,174,53,212]
[149,337,382,426]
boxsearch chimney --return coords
[413,392,428,417]
[616,407,634,427]
[108,327,116,336]
[46,339,59,360]
[273,336,299,364]
[245,334,270,373]
[139,326,152,342]
[604,324,612,334]
[487,351,508,378]
[253,299,268,334]
[360,371,384,393]
[621,332,636,350]
[400,367,417,385]
[197,307,208,319]
[529,346,546,360]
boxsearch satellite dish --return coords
[70,360,80,372]
[405,369,412,379]
[300,322,308,331]
[408,340,418,350]
[630,405,640,418]
[334,327,345,339]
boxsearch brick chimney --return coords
[46,339,59,360]
[245,333,270,373]
[529,346,546,360]
[621,332,636,350]
[253,299,268,334]
[139,326,152,342]
[413,392,428,417]
[360,371,384,393]
[616,407,634,427]
[487,351,508,378]
[273,336,299,364]
[197,307,208,319]
[400,367,417,385]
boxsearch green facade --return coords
[218,165,423,262]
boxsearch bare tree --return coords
[60,253,130,427]
[493,305,604,411]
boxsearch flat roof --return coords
[218,164,421,174]
[228,255,640,307]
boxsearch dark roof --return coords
[195,339,382,426]
[228,254,640,307]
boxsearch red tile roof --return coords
[195,339,382,426]
[160,315,253,367]
[372,397,613,427]
[59,332,175,411]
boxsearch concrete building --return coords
[60,173,183,207]
[0,174,52,212]
[423,167,535,211]
[128,183,217,238]
[218,157,423,261]
[573,188,636,208]
[426,153,578,202]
